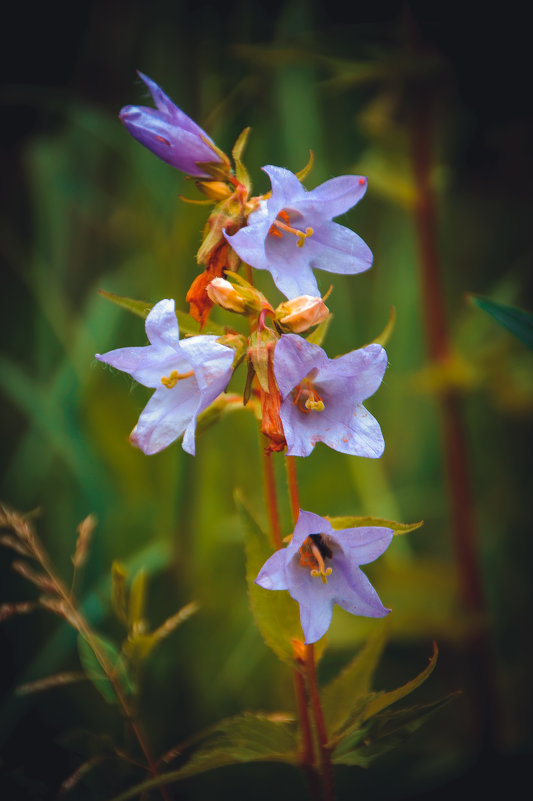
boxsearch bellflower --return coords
[96,299,233,455]
[225,165,373,298]
[274,334,387,458]
[120,72,222,178]
[256,510,392,644]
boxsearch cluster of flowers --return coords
[97,73,393,644]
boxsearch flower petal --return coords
[255,548,290,591]
[333,526,394,565]
[308,222,373,275]
[144,299,180,351]
[298,175,368,220]
[315,343,387,402]
[134,381,201,455]
[137,71,211,139]
[332,558,390,618]
[95,346,183,389]
[274,335,327,399]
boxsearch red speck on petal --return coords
[154,135,171,146]
[343,437,348,442]
[359,177,366,185]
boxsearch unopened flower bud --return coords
[275,295,329,333]
[196,181,233,201]
[206,277,270,316]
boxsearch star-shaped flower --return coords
[96,299,234,455]
[120,72,222,177]
[274,334,387,458]
[256,510,392,644]
[225,165,373,298]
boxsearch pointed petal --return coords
[308,222,373,275]
[255,548,290,590]
[262,165,307,206]
[299,597,334,644]
[134,382,200,455]
[180,336,234,401]
[96,346,180,388]
[224,224,271,271]
[333,527,393,565]
[291,510,332,549]
[332,559,390,618]
[137,71,212,140]
[144,299,181,350]
[299,175,368,220]
[316,344,388,403]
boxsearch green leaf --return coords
[360,642,438,723]
[107,713,298,801]
[332,695,455,767]
[127,569,147,632]
[322,622,388,735]
[232,127,252,194]
[98,289,224,335]
[371,305,396,348]
[98,289,153,319]
[306,313,332,347]
[471,295,533,351]
[77,633,129,705]
[327,515,424,536]
[235,490,304,665]
[111,561,128,625]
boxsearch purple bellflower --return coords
[225,165,373,298]
[96,299,234,455]
[120,72,222,178]
[274,334,387,458]
[256,510,392,644]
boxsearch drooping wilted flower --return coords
[96,299,234,455]
[274,334,387,458]
[256,509,392,643]
[225,165,372,298]
[119,72,223,178]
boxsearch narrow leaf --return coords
[306,313,332,347]
[322,622,388,735]
[127,569,147,632]
[77,633,128,705]
[98,289,153,319]
[327,515,423,536]
[295,150,314,182]
[360,642,438,723]
[471,295,533,351]
[232,126,252,193]
[111,561,128,625]
[371,305,396,347]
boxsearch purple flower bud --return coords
[225,165,373,298]
[120,72,222,178]
[256,510,392,644]
[96,299,234,455]
[274,334,387,458]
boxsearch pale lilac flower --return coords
[225,165,372,298]
[256,510,392,644]
[96,299,233,455]
[120,72,222,177]
[274,334,387,458]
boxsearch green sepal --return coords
[77,633,132,704]
[232,127,252,195]
[248,328,277,393]
[327,515,424,536]
[322,621,388,735]
[471,295,533,351]
[306,313,332,347]
[107,713,298,801]
[295,149,314,182]
[127,569,147,633]
[98,289,224,335]
[371,305,396,347]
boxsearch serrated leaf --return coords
[332,694,455,767]
[108,713,298,801]
[98,289,153,319]
[471,295,533,351]
[360,642,438,723]
[77,633,129,705]
[306,313,332,347]
[235,490,304,665]
[322,622,388,735]
[327,515,423,536]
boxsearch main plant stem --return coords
[411,94,497,742]
[285,454,335,800]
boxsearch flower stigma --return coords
[292,379,325,413]
[299,533,333,584]
[269,209,314,248]
[161,369,194,389]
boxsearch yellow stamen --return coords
[161,369,194,389]
[309,543,332,583]
[269,212,314,247]
[305,398,324,412]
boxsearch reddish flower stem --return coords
[285,454,300,525]
[410,95,498,742]
[304,644,335,801]
[261,441,283,549]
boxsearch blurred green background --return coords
[1,1,533,799]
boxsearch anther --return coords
[268,211,314,248]
[161,369,194,388]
